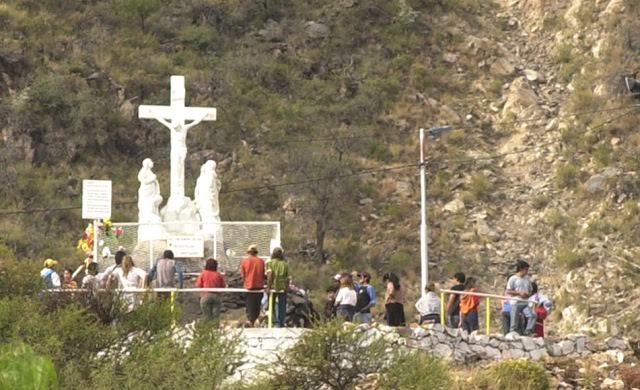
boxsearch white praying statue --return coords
[195,160,221,219]
[137,158,164,240]
[195,160,222,239]
[138,76,216,234]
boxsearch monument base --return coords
[161,195,201,235]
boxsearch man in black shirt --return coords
[445,272,465,328]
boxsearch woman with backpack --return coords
[383,272,405,326]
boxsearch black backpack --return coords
[355,285,371,313]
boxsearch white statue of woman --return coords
[194,160,221,220]
[137,158,163,223]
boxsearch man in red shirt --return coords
[195,258,226,321]
[239,244,266,327]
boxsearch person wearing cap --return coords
[240,244,265,327]
[354,272,377,324]
[41,259,61,289]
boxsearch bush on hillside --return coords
[476,359,550,390]
[555,163,579,188]
[0,258,44,297]
[379,350,451,390]
[88,321,241,389]
[555,243,588,270]
[263,320,388,389]
[0,342,58,389]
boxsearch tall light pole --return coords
[420,126,452,297]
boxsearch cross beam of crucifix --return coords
[138,76,216,206]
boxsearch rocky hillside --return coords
[367,0,640,337]
[1,0,639,337]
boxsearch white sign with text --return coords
[82,180,112,220]
[167,237,204,258]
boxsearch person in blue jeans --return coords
[266,247,289,327]
[505,260,533,334]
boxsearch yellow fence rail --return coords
[439,289,533,335]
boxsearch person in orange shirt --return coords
[459,277,480,333]
[239,245,266,327]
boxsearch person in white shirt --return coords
[98,250,126,287]
[334,276,357,321]
[505,260,533,334]
[415,282,441,325]
[81,262,100,290]
[108,255,147,311]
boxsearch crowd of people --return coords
[323,261,552,337]
[40,252,553,336]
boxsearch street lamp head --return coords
[427,125,453,137]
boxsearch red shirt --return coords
[239,255,265,289]
[195,270,225,297]
[534,306,548,338]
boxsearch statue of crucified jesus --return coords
[138,76,217,215]
[138,76,217,233]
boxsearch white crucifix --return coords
[138,76,216,210]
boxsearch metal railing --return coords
[46,287,286,328]
[439,289,534,335]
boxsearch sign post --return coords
[82,180,112,263]
[82,180,112,220]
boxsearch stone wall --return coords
[228,323,633,381]
[147,320,637,386]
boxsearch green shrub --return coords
[555,244,585,270]
[558,61,581,83]
[554,43,573,64]
[545,209,567,230]
[263,320,388,389]
[380,351,451,389]
[555,163,579,188]
[593,143,613,167]
[0,342,58,389]
[388,250,413,271]
[465,174,494,202]
[115,0,161,32]
[477,359,550,390]
[117,298,177,336]
[90,321,241,389]
[428,170,453,201]
[531,195,550,210]
[586,219,615,238]
[385,201,413,219]
[0,259,43,297]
